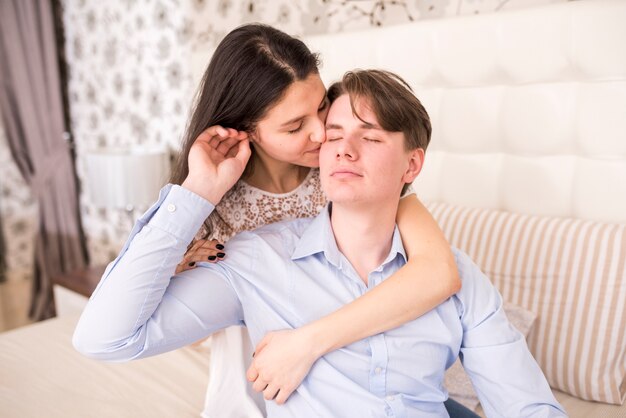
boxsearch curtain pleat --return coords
[0,0,88,320]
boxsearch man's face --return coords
[320,94,423,206]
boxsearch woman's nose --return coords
[309,117,326,144]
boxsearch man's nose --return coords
[309,117,326,144]
[336,136,357,160]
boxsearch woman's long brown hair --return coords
[170,24,320,186]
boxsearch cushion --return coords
[445,303,537,410]
[428,202,626,405]
[475,388,626,418]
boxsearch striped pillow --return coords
[427,202,626,405]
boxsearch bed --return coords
[2,1,625,417]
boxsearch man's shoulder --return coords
[227,217,314,249]
[207,218,315,280]
[451,247,497,298]
[450,247,504,323]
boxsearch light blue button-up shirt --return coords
[74,185,566,418]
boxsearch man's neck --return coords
[330,202,399,285]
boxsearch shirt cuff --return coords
[148,184,215,243]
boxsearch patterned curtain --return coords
[0,0,88,319]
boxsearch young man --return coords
[74,70,566,417]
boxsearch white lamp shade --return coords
[86,150,171,209]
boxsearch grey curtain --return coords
[0,204,5,283]
[0,0,88,320]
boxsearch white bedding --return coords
[1,316,625,417]
[0,315,209,418]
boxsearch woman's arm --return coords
[315,193,460,343]
[248,194,460,403]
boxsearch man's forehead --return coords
[327,94,382,129]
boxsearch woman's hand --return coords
[175,239,226,274]
[182,125,250,204]
[246,328,320,405]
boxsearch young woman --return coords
[165,24,468,417]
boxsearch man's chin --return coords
[325,191,366,205]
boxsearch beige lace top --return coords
[194,168,327,243]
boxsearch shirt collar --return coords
[291,203,407,268]
[291,203,341,267]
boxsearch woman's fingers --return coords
[252,377,268,393]
[274,388,291,405]
[183,239,208,263]
[208,131,232,151]
[216,136,241,156]
[198,126,248,156]
[195,125,235,152]
[195,126,250,168]
[190,240,225,262]
[263,384,280,401]
[254,334,271,356]
[197,125,228,144]
[175,264,188,274]
[233,138,252,165]
[246,364,259,382]
[186,248,226,263]
[180,239,225,270]
[215,129,249,155]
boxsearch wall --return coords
[0,0,575,273]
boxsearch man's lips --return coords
[330,168,362,178]
[305,147,321,153]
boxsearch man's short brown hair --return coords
[327,69,431,153]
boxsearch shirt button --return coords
[375,367,382,374]
[386,395,395,402]
[167,204,176,212]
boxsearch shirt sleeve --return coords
[453,249,567,418]
[72,184,245,362]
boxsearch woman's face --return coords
[252,73,329,168]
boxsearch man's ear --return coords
[402,148,425,184]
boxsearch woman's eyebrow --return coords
[279,115,305,127]
[280,96,327,127]
[325,123,342,130]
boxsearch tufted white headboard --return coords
[303,0,626,224]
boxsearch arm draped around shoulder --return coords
[292,193,460,358]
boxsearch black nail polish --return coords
[216,244,224,250]
[208,255,217,261]
[188,262,195,267]
[217,252,225,258]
